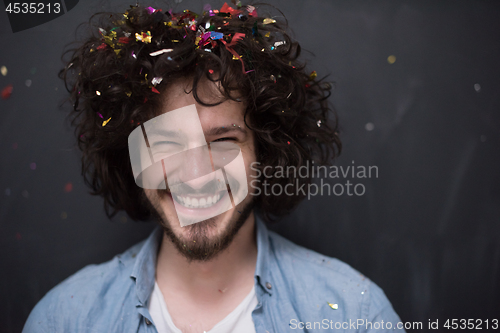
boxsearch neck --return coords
[156,212,258,294]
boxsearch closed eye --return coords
[211,137,236,142]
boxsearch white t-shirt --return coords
[148,281,258,333]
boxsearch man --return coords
[24,3,405,332]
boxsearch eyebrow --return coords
[205,125,248,137]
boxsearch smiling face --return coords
[142,78,258,261]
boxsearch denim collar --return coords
[130,214,272,306]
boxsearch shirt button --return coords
[145,318,152,325]
[265,282,272,290]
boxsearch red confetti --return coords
[151,86,160,94]
[287,141,290,145]
[1,84,13,99]
[209,69,214,74]
[97,43,107,50]
[220,2,241,15]
[64,182,73,193]
[118,37,131,44]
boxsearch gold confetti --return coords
[136,31,152,43]
[327,302,338,310]
[126,91,132,97]
[114,49,121,56]
[102,117,112,126]
[96,91,101,95]
[309,70,317,80]
[0,66,7,76]
[263,18,276,24]
[264,32,271,38]
[387,55,396,64]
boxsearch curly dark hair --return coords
[59,3,341,223]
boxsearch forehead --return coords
[159,78,245,122]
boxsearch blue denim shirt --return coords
[23,216,405,333]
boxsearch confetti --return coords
[365,122,374,131]
[150,49,173,56]
[136,31,152,43]
[263,18,276,24]
[25,80,32,87]
[1,66,7,76]
[64,182,73,193]
[102,117,112,126]
[126,91,132,97]
[97,112,103,118]
[308,70,317,80]
[264,31,270,37]
[317,120,321,127]
[327,302,338,310]
[1,84,13,99]
[287,141,290,145]
[151,86,160,94]
[146,6,156,14]
[96,91,101,96]
[387,55,396,64]
[208,69,214,74]
[30,162,36,170]
[61,211,68,219]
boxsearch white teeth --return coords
[174,193,223,209]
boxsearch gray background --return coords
[1,0,499,332]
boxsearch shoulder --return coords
[22,239,146,332]
[267,230,403,329]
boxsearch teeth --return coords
[174,193,223,209]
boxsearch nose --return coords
[169,145,215,190]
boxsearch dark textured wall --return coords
[1,0,499,332]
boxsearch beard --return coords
[142,189,255,262]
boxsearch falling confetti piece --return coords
[150,49,173,56]
[264,32,270,37]
[61,212,68,219]
[327,302,338,310]
[151,77,163,86]
[126,91,132,97]
[1,84,13,99]
[96,91,101,96]
[151,86,160,94]
[287,141,290,145]
[25,80,32,87]
[263,18,276,24]
[317,120,322,127]
[1,66,7,76]
[387,55,396,64]
[136,31,152,43]
[30,162,36,170]
[97,112,103,119]
[365,122,374,131]
[102,117,112,126]
[474,83,481,92]
[64,182,73,193]
[309,70,317,80]
[209,69,214,74]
